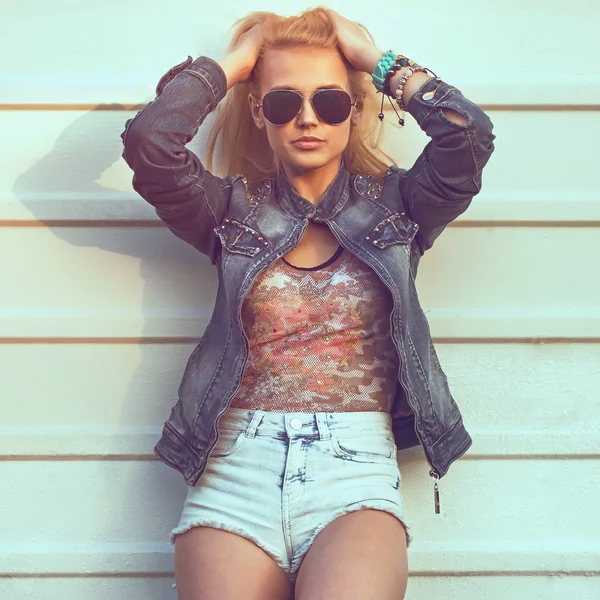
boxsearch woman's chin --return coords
[284,149,334,170]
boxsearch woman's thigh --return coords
[293,508,408,600]
[174,525,294,600]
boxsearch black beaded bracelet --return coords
[383,63,403,97]
[382,55,417,96]
[376,54,439,126]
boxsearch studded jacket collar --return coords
[275,158,351,222]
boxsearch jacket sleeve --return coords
[120,55,234,265]
[395,76,496,256]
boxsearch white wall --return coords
[1,1,599,598]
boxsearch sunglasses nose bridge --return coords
[295,93,319,122]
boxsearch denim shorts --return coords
[170,408,412,584]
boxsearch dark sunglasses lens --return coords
[262,90,302,125]
[313,90,352,125]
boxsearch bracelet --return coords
[371,50,398,93]
[393,65,428,111]
[383,54,424,96]
[372,49,439,126]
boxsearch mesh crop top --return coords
[228,245,400,413]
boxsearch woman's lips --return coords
[292,140,325,150]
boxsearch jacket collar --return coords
[275,158,351,223]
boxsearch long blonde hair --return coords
[205,7,399,190]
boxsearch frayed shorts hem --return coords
[293,499,412,568]
[170,519,285,568]
[170,500,412,585]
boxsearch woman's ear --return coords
[350,94,364,126]
[248,93,265,129]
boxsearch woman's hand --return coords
[326,9,384,75]
[220,23,264,87]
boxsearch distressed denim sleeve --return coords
[120,56,233,265]
[394,76,496,256]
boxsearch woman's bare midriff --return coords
[282,221,341,268]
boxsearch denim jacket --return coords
[120,55,496,504]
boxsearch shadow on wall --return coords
[12,102,214,568]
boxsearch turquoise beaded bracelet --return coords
[371,50,398,92]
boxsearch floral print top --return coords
[229,245,400,413]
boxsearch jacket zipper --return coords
[430,468,440,514]
[326,222,442,514]
[201,219,311,476]
[406,252,443,512]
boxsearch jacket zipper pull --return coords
[429,469,440,514]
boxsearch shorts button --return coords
[289,418,303,430]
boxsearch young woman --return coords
[121,7,495,600]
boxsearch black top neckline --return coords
[281,245,344,271]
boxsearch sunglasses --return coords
[255,89,357,126]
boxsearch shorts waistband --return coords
[217,407,393,440]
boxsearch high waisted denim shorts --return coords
[170,408,412,584]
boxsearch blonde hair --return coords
[205,6,399,190]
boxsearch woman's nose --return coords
[296,96,318,125]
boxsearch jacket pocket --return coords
[365,212,419,249]
[214,218,270,258]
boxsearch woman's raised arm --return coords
[119,25,263,265]
[394,74,496,256]
[327,8,496,256]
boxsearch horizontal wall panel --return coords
[0,579,176,600]
[0,344,185,428]
[1,429,598,461]
[0,192,158,223]
[3,80,600,107]
[0,226,215,340]
[425,309,600,339]
[8,576,597,600]
[2,0,597,106]
[1,343,597,430]
[403,459,600,545]
[1,542,599,577]
[2,309,599,340]
[2,110,600,223]
[0,227,597,339]
[0,428,159,458]
[3,191,600,225]
[0,462,183,545]
[1,460,599,545]
[406,577,600,600]
[464,191,600,224]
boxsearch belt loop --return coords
[245,410,265,438]
[315,413,331,440]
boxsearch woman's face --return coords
[249,46,362,177]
